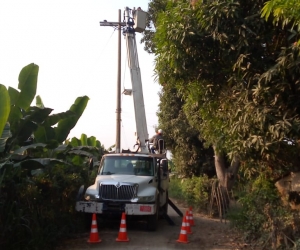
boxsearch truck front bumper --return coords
[76,201,156,215]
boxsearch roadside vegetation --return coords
[0,64,103,249]
[169,174,213,212]
[146,0,300,249]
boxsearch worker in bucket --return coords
[149,129,164,154]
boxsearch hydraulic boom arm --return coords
[123,7,149,153]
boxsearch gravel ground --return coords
[56,199,255,250]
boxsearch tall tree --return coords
[157,85,215,177]
[144,0,300,192]
[262,0,300,38]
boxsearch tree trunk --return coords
[214,147,240,191]
[212,146,240,217]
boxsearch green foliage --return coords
[157,86,215,177]
[181,175,212,210]
[0,123,11,154]
[1,64,90,154]
[17,63,38,110]
[143,2,300,246]
[0,158,97,250]
[168,175,184,200]
[35,95,45,108]
[0,63,103,249]
[148,0,300,177]
[262,0,300,33]
[55,96,89,143]
[0,85,10,138]
[142,0,168,53]
[66,133,101,148]
[227,175,287,242]
[0,134,103,249]
[169,175,214,212]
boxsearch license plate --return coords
[140,205,152,212]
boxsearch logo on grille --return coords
[115,182,121,188]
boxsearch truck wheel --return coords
[160,191,168,218]
[84,213,93,231]
[146,200,159,231]
[146,210,158,231]
[76,185,85,201]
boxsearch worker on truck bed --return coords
[149,129,164,153]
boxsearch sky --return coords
[0,0,161,150]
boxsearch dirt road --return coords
[56,200,249,250]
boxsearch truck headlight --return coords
[84,194,99,200]
[137,195,155,202]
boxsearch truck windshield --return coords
[99,156,154,176]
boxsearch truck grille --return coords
[99,183,137,201]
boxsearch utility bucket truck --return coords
[75,7,170,231]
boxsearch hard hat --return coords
[158,129,163,134]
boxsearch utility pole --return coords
[100,10,126,153]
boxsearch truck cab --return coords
[76,153,169,230]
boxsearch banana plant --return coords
[0,85,10,153]
[0,64,104,250]
[2,63,89,154]
[0,63,104,188]
[64,133,105,168]
[0,63,93,173]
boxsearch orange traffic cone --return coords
[116,212,129,242]
[189,206,195,226]
[87,213,101,243]
[176,214,189,243]
[185,210,192,234]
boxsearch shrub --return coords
[169,175,185,200]
[169,174,213,212]
[227,174,296,248]
[0,161,97,250]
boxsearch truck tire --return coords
[84,213,93,231]
[76,185,85,201]
[160,191,168,218]
[76,185,93,231]
[146,199,159,231]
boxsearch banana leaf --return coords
[0,123,12,153]
[0,85,10,138]
[16,63,39,110]
[12,143,46,155]
[8,87,19,106]
[54,96,89,143]
[35,95,45,108]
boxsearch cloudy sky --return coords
[0,0,160,149]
